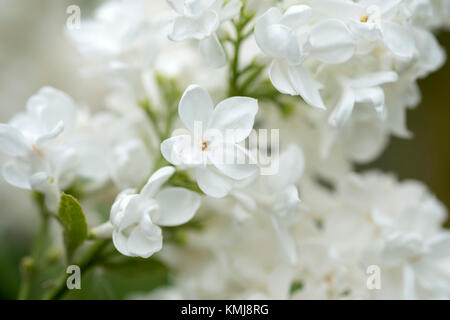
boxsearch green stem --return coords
[228,6,255,96]
[43,239,110,300]
[17,193,51,300]
[139,100,163,140]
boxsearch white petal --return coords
[169,10,219,41]
[402,264,416,300]
[349,71,398,88]
[199,33,227,68]
[110,190,136,227]
[354,87,385,113]
[328,87,356,127]
[269,60,297,95]
[209,143,258,180]
[231,190,257,212]
[255,8,301,65]
[414,28,446,75]
[271,216,298,264]
[167,0,185,15]
[26,87,77,134]
[0,124,29,157]
[259,24,301,65]
[307,19,356,64]
[2,161,31,190]
[161,134,203,167]
[280,5,312,29]
[113,230,131,256]
[111,139,152,189]
[184,0,216,17]
[111,194,144,231]
[178,84,214,133]
[254,7,284,54]
[155,187,201,226]
[382,21,415,58]
[195,167,232,198]
[141,166,176,198]
[427,234,450,259]
[127,216,162,258]
[273,185,300,217]
[35,121,64,147]
[265,144,304,190]
[219,0,242,22]
[207,97,258,142]
[288,65,326,109]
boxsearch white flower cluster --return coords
[1,0,449,300]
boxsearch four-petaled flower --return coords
[161,84,259,198]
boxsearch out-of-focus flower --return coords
[66,0,171,72]
[0,87,79,210]
[110,166,201,258]
[167,0,242,67]
[161,84,258,198]
[365,232,450,299]
[110,139,153,189]
[232,144,304,264]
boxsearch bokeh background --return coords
[0,0,449,299]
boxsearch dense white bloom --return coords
[161,84,259,198]
[364,232,450,299]
[255,5,356,109]
[67,0,171,72]
[232,145,305,264]
[110,166,201,258]
[254,0,446,159]
[3,0,450,301]
[167,0,242,67]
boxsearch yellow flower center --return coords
[202,141,208,151]
[360,15,369,23]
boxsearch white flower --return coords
[328,71,398,127]
[161,84,259,198]
[365,233,450,299]
[67,0,170,71]
[110,166,201,258]
[307,0,416,58]
[0,87,78,210]
[167,0,242,67]
[232,145,305,264]
[254,5,356,109]
[110,139,153,189]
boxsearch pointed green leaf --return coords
[58,193,88,259]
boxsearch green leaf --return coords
[290,280,304,295]
[58,193,88,260]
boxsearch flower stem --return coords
[42,239,111,300]
[228,6,255,96]
[17,192,51,300]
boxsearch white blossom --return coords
[167,0,242,67]
[110,166,201,258]
[161,84,259,198]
